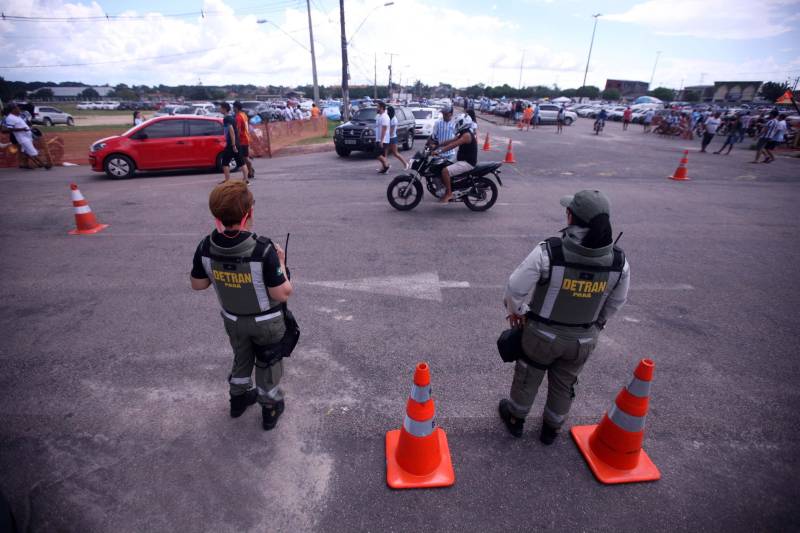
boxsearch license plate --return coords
[344,140,356,145]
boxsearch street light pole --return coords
[306,0,319,105]
[581,13,601,89]
[649,51,662,89]
[339,0,350,121]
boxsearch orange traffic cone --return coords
[385,362,455,489]
[503,139,516,164]
[669,150,690,181]
[68,183,108,235]
[571,359,661,484]
[482,132,491,151]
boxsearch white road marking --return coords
[302,272,470,302]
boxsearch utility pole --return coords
[699,72,707,85]
[518,49,526,90]
[386,52,399,101]
[582,13,601,88]
[649,51,662,88]
[339,0,349,121]
[306,0,319,105]
[374,53,377,99]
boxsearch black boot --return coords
[540,422,559,445]
[262,400,285,431]
[498,399,524,438]
[230,388,258,418]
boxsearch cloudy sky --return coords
[1,0,798,90]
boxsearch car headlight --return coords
[91,142,106,152]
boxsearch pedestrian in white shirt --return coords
[375,101,391,174]
[700,112,721,153]
[2,103,49,169]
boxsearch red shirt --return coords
[623,109,633,121]
[235,111,250,146]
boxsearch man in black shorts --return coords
[219,102,248,183]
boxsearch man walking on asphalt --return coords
[219,102,248,183]
[499,190,630,444]
[700,112,721,153]
[190,181,295,430]
[233,101,255,181]
[375,101,391,174]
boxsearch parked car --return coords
[32,106,74,126]
[88,115,237,179]
[322,106,342,121]
[76,101,96,110]
[333,106,416,157]
[153,104,192,117]
[411,107,440,138]
[537,104,577,125]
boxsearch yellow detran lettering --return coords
[562,278,572,290]
[243,273,252,284]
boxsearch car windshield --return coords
[353,108,377,121]
[413,110,432,119]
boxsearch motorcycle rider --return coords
[594,108,608,133]
[433,114,477,203]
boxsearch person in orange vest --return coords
[233,101,255,181]
[522,105,534,131]
[310,103,321,118]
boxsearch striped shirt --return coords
[432,118,457,160]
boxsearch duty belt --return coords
[222,305,283,322]
[526,312,595,329]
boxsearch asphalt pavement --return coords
[1,117,799,532]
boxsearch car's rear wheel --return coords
[104,154,135,179]
[564,117,573,126]
[44,118,53,127]
[402,130,414,151]
[66,117,74,126]
[335,146,351,157]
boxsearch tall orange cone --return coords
[571,359,661,484]
[68,183,108,235]
[482,132,491,151]
[669,150,690,181]
[503,139,516,164]
[385,362,455,489]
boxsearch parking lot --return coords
[1,116,799,531]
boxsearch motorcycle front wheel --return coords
[387,175,423,211]
[463,177,498,212]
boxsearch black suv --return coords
[333,106,416,157]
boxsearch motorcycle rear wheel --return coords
[463,177,498,212]
[387,175,423,211]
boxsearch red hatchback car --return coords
[89,115,237,179]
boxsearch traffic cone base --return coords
[68,223,109,236]
[386,427,455,489]
[571,424,661,484]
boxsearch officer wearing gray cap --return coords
[498,190,630,444]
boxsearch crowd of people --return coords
[0,102,52,170]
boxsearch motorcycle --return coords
[386,146,503,211]
[594,118,605,135]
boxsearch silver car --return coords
[33,106,75,126]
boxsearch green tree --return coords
[576,85,600,98]
[80,87,100,99]
[683,90,700,103]
[110,83,137,101]
[35,88,54,100]
[649,87,674,102]
[601,88,621,101]
[760,81,788,102]
[560,88,578,98]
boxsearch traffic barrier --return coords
[68,183,108,235]
[571,358,661,484]
[482,132,491,151]
[669,150,690,181]
[503,139,516,164]
[385,362,455,489]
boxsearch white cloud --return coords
[604,0,798,39]
[0,0,581,88]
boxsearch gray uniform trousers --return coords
[222,312,286,406]
[508,322,598,429]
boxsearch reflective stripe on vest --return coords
[626,376,652,398]
[608,404,646,432]
[250,261,271,312]
[538,265,565,318]
[403,414,435,437]
[410,384,431,403]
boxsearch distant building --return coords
[27,86,114,101]
[681,85,714,102]
[712,81,762,103]
[604,79,649,98]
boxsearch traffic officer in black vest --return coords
[499,190,630,444]
[190,181,293,430]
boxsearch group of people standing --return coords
[220,101,256,184]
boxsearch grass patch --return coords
[40,124,129,133]
[55,104,138,117]
[290,121,340,146]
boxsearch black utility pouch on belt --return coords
[253,305,300,367]
[496,327,524,363]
